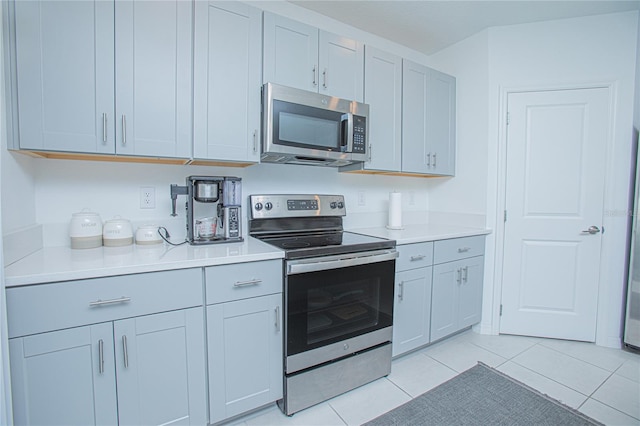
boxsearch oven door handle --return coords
[287,250,398,275]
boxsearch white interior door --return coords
[500,87,610,342]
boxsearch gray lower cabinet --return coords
[392,241,434,357]
[430,236,485,342]
[6,268,207,426]
[9,323,118,425]
[205,260,283,424]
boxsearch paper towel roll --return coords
[387,192,403,230]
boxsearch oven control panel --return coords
[250,194,346,219]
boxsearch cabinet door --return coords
[362,46,402,171]
[9,324,118,425]
[430,261,459,342]
[207,294,283,424]
[427,69,456,176]
[115,0,192,158]
[458,256,484,329]
[401,59,430,174]
[393,267,433,357]
[193,1,261,162]
[114,308,207,426]
[263,12,318,92]
[318,31,364,101]
[13,0,114,154]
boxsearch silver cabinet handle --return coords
[463,266,469,283]
[89,296,131,307]
[275,306,280,332]
[253,130,257,153]
[426,153,431,167]
[322,68,327,89]
[410,255,426,262]
[102,113,107,143]
[398,281,404,301]
[122,335,129,369]
[312,66,317,86]
[456,268,462,284]
[457,247,471,253]
[121,115,127,146]
[234,279,262,287]
[581,226,601,235]
[368,144,372,161]
[98,339,105,374]
[433,153,437,167]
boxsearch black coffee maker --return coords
[170,176,242,244]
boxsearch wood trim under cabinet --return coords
[11,149,256,168]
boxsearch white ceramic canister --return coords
[69,210,103,249]
[135,225,163,245]
[103,217,134,247]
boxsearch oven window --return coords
[286,259,395,356]
[273,100,343,151]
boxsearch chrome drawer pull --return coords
[102,113,107,143]
[275,306,280,332]
[410,255,426,261]
[398,281,404,301]
[456,268,462,284]
[122,335,129,369]
[98,339,104,374]
[89,296,131,307]
[234,279,262,287]
[463,266,469,283]
[457,247,471,253]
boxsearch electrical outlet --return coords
[357,191,366,206]
[140,186,155,209]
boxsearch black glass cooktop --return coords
[257,231,395,259]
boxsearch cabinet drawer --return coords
[6,268,203,338]
[205,260,282,305]
[396,242,434,272]
[433,236,485,265]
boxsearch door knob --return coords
[581,226,601,235]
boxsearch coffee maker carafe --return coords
[170,176,242,244]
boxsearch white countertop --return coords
[4,237,284,287]
[347,223,491,245]
[5,225,490,287]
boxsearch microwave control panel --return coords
[352,115,367,154]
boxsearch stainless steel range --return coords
[249,194,397,416]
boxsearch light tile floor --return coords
[231,331,640,426]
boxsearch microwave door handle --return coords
[341,113,353,152]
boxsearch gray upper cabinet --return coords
[402,60,456,176]
[193,1,262,163]
[12,0,115,154]
[263,12,364,102]
[115,0,192,158]
[361,46,402,172]
[10,0,192,158]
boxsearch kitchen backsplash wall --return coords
[32,158,435,247]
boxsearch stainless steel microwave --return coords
[261,83,369,167]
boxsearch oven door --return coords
[285,249,397,374]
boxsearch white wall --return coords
[429,11,638,346]
[32,160,431,246]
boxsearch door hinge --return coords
[503,210,507,223]
[506,112,510,125]
[500,304,503,316]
